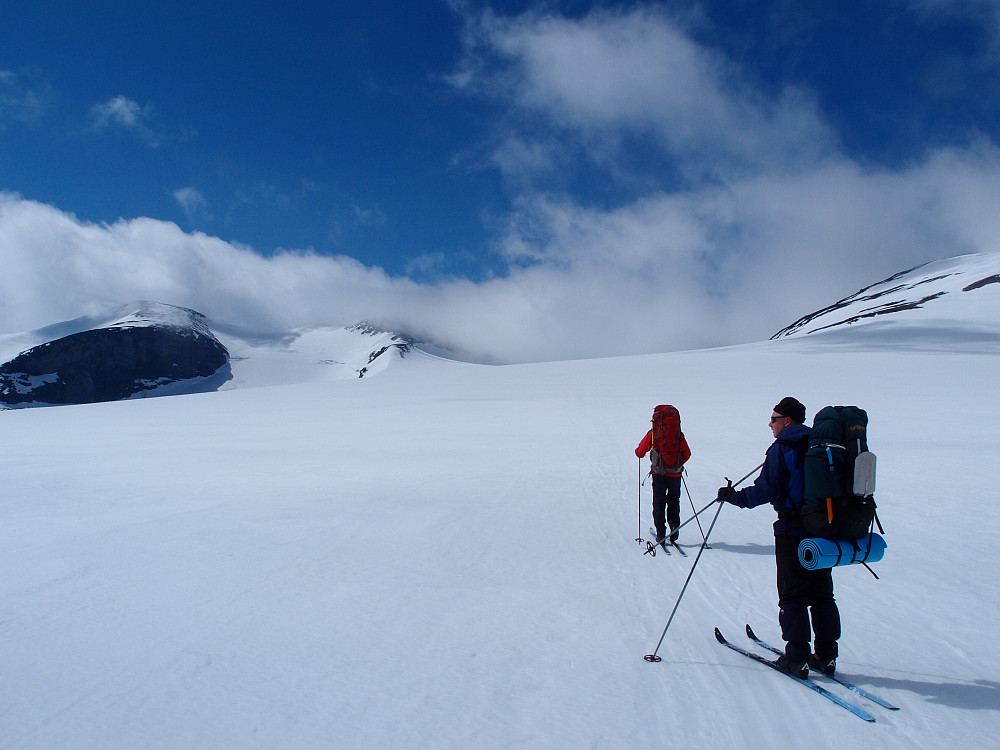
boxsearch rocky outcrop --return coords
[0,304,230,406]
[349,322,414,378]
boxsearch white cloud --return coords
[0,69,51,126]
[433,4,1000,358]
[492,141,1000,334]
[172,187,209,219]
[4,142,1000,365]
[452,7,837,182]
[352,203,387,227]
[89,95,162,146]
[90,95,146,129]
[0,192,399,336]
[4,7,1000,363]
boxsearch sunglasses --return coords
[769,415,788,424]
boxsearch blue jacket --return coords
[729,423,810,536]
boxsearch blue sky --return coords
[3,1,493,276]
[3,1,1000,361]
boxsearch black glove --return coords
[716,485,735,503]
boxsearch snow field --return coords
[2,339,999,748]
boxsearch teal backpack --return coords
[801,406,880,539]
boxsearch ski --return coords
[714,628,876,722]
[648,527,686,556]
[647,527,670,555]
[744,624,899,711]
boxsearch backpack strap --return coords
[855,533,881,579]
[833,541,844,567]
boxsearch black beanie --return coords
[773,396,806,424]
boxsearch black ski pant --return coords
[775,533,841,663]
[651,474,681,543]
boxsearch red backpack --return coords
[651,405,684,473]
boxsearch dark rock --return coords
[963,274,1000,292]
[1,310,230,406]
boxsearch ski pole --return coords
[639,500,711,554]
[669,460,762,535]
[729,460,765,490]
[665,496,724,539]
[681,474,709,548]
[644,499,726,662]
[642,461,764,661]
[641,461,764,548]
[636,457,643,545]
[672,460,763,531]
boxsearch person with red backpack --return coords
[635,405,692,546]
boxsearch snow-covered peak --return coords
[0,302,446,397]
[200,320,430,389]
[103,301,215,335]
[10,301,214,345]
[772,251,1000,349]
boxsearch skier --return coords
[635,405,692,546]
[715,397,840,678]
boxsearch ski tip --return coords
[745,623,757,640]
[714,627,727,644]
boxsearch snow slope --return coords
[3,253,1000,748]
[772,252,1000,350]
[211,322,421,389]
[2,333,998,748]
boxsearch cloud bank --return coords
[4,5,1000,363]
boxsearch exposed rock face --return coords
[349,322,414,378]
[0,304,229,406]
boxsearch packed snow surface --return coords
[3,324,998,748]
[5,250,1000,748]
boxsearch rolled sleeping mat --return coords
[798,534,887,571]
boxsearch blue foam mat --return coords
[798,533,886,570]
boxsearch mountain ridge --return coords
[4,250,1000,407]
[771,252,1000,348]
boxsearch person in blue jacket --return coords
[715,397,840,678]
